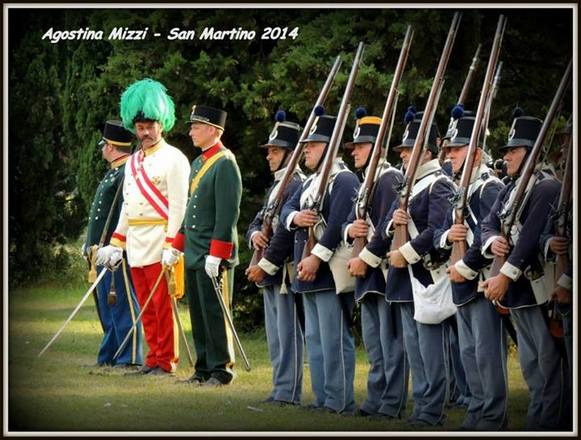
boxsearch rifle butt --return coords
[489,254,506,278]
[450,241,467,265]
[352,237,367,258]
[392,224,409,251]
[302,228,316,260]
[249,248,264,267]
[554,254,569,286]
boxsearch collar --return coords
[469,162,491,185]
[274,166,288,182]
[142,138,165,157]
[202,142,223,160]
[110,155,130,169]
[415,159,441,180]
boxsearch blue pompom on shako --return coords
[499,115,542,152]
[344,106,381,150]
[98,120,133,148]
[394,110,439,153]
[260,110,301,150]
[301,106,336,143]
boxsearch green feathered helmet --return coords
[120,78,176,134]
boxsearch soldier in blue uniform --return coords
[280,113,360,415]
[481,115,564,430]
[245,111,305,405]
[433,114,507,430]
[83,120,143,368]
[359,111,455,426]
[341,110,408,419]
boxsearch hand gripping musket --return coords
[248,56,343,267]
[391,12,462,252]
[553,121,572,285]
[210,272,251,371]
[438,42,481,164]
[352,26,414,257]
[112,266,167,361]
[450,15,507,264]
[489,59,572,277]
[165,270,195,367]
[38,266,110,357]
[302,42,365,258]
[482,61,503,155]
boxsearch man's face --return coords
[445,146,469,173]
[350,142,372,169]
[303,142,327,171]
[398,147,412,169]
[503,146,528,176]
[189,122,217,148]
[134,121,162,150]
[266,146,286,172]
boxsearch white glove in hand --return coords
[205,255,222,278]
[162,248,181,267]
[96,245,122,266]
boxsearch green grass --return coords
[8,282,530,432]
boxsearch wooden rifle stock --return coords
[248,55,342,266]
[450,15,507,264]
[554,126,572,284]
[392,12,462,252]
[352,25,414,257]
[482,61,503,155]
[439,43,481,164]
[302,43,365,258]
[490,59,572,276]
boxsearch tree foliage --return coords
[8,8,573,327]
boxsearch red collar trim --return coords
[202,142,223,160]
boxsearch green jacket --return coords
[181,142,242,270]
[85,157,128,249]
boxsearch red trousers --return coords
[131,263,178,372]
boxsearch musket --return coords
[392,12,462,252]
[210,273,251,371]
[303,42,365,258]
[38,267,109,357]
[450,15,507,264]
[553,121,572,284]
[439,43,481,163]
[482,61,503,155]
[352,26,414,257]
[489,59,572,276]
[113,267,167,361]
[249,56,343,267]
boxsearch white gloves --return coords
[96,245,123,266]
[162,248,181,267]
[205,255,222,278]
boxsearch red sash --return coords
[130,150,169,220]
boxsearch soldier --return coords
[97,79,191,376]
[433,114,507,430]
[342,110,408,419]
[280,113,360,415]
[481,115,563,430]
[245,111,305,405]
[84,120,143,369]
[169,105,243,387]
[360,111,455,426]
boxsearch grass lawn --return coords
[7,281,532,433]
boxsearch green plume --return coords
[119,78,176,133]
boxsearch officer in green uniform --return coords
[169,105,243,387]
[83,120,143,368]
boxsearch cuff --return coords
[172,232,185,252]
[209,239,234,260]
[249,231,260,250]
[557,273,572,290]
[286,211,299,231]
[385,219,395,237]
[258,258,279,276]
[359,247,382,268]
[500,261,522,282]
[439,230,453,250]
[312,243,334,262]
[399,242,422,264]
[343,224,354,245]
[163,236,175,249]
[481,235,499,259]
[544,238,555,262]
[455,259,479,280]
[110,232,126,249]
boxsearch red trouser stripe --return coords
[130,263,178,372]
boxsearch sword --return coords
[165,271,195,367]
[38,267,109,357]
[112,267,166,361]
[210,272,251,371]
